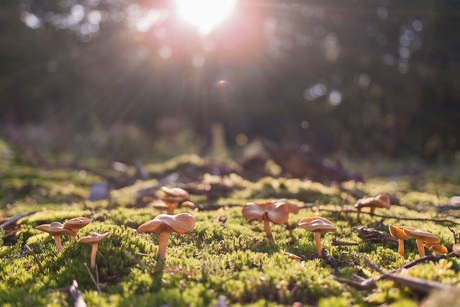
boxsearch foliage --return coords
[1,1,460,160]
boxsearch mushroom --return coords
[298,217,337,256]
[241,201,289,241]
[152,202,170,214]
[453,244,460,255]
[403,228,440,257]
[388,225,414,256]
[424,243,448,256]
[180,201,195,209]
[136,213,195,261]
[36,222,76,252]
[354,194,391,222]
[160,187,189,214]
[273,199,299,213]
[63,217,92,243]
[79,232,111,268]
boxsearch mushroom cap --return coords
[403,228,440,243]
[63,217,91,232]
[355,194,391,209]
[137,213,195,234]
[273,199,299,213]
[152,203,170,210]
[181,201,195,208]
[453,244,460,255]
[36,222,76,236]
[388,225,414,240]
[241,202,289,224]
[79,232,111,245]
[160,187,189,203]
[424,243,448,254]
[298,216,337,233]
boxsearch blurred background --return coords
[1,0,459,163]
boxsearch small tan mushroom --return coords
[403,228,440,257]
[424,243,448,256]
[453,244,460,254]
[241,201,289,241]
[180,201,195,209]
[273,199,299,213]
[152,202,170,214]
[160,187,189,214]
[354,194,391,222]
[137,213,195,261]
[298,217,337,256]
[388,225,414,256]
[63,217,92,243]
[79,232,111,268]
[36,222,75,252]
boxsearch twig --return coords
[322,249,341,276]
[69,280,87,307]
[0,211,37,230]
[381,273,454,293]
[84,263,101,294]
[24,244,45,275]
[331,238,359,246]
[448,226,457,244]
[362,257,384,274]
[388,252,460,273]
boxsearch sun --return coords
[176,0,237,35]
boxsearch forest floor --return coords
[1,149,460,306]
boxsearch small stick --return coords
[69,280,87,307]
[96,264,99,287]
[0,211,37,230]
[381,273,454,293]
[24,244,45,275]
[84,263,101,294]
[331,238,359,246]
[447,226,457,244]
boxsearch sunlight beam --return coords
[176,0,237,35]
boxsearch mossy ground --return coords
[1,154,460,306]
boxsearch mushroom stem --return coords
[90,244,98,268]
[166,203,178,214]
[158,232,170,261]
[370,207,375,216]
[263,218,273,241]
[70,236,76,244]
[356,209,361,223]
[416,239,425,257]
[314,232,322,256]
[53,235,63,252]
[398,239,405,256]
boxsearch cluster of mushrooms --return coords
[35,188,455,269]
[35,217,111,268]
[242,200,337,256]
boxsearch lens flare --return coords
[176,0,237,35]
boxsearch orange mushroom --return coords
[137,213,195,260]
[36,222,75,252]
[242,201,289,241]
[63,217,91,243]
[403,228,440,257]
[79,232,111,268]
[160,187,189,214]
[273,199,299,214]
[298,217,337,256]
[424,243,448,256]
[354,194,391,222]
[388,225,414,256]
[453,244,460,255]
